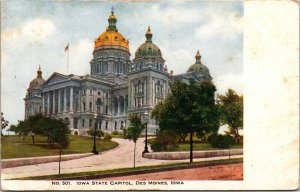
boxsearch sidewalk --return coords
[1,138,243,179]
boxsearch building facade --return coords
[24,10,212,135]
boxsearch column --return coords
[70,87,74,112]
[47,92,50,114]
[58,89,61,113]
[42,94,45,114]
[64,88,67,112]
[86,89,89,112]
[52,91,56,113]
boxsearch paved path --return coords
[1,138,242,179]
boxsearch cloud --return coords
[2,18,55,42]
[213,73,243,95]
[148,5,205,27]
[195,11,243,40]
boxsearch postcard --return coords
[1,0,299,191]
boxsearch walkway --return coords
[1,138,242,179]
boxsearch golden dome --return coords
[94,8,129,50]
[94,31,129,50]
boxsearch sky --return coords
[1,1,243,126]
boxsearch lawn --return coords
[148,138,243,152]
[1,135,119,159]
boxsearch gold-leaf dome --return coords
[94,9,129,50]
[94,31,129,50]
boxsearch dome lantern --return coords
[107,7,117,32]
[37,65,42,78]
[195,50,201,63]
[145,26,153,42]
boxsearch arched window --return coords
[119,96,125,113]
[113,97,118,114]
[96,99,101,114]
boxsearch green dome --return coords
[187,51,211,77]
[135,27,162,58]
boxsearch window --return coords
[90,89,93,95]
[115,122,117,130]
[105,105,108,114]
[83,89,86,96]
[89,119,92,127]
[82,119,85,127]
[83,102,86,111]
[98,91,101,95]
[105,122,108,130]
[106,93,109,98]
[89,102,92,111]
[120,121,124,130]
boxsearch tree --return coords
[152,79,219,163]
[1,112,9,135]
[123,114,145,168]
[217,89,243,143]
[9,120,30,142]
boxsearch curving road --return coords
[1,138,241,179]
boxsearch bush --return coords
[208,134,234,148]
[103,133,112,141]
[150,140,163,152]
[87,128,104,139]
[111,130,120,135]
[156,129,179,150]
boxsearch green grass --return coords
[18,157,243,180]
[1,135,119,159]
[148,138,243,152]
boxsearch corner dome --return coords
[187,50,211,77]
[29,66,45,89]
[135,26,162,58]
[94,9,129,50]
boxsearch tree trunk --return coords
[31,135,35,144]
[189,130,193,163]
[134,142,136,168]
[58,150,62,175]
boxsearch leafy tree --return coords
[123,114,145,168]
[1,112,9,135]
[217,89,243,143]
[9,120,30,142]
[87,128,104,140]
[152,79,219,163]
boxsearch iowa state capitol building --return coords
[24,10,212,135]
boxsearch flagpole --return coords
[67,43,69,74]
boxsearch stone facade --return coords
[24,10,212,135]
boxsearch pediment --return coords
[42,73,69,87]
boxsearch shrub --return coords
[150,140,163,152]
[103,133,112,140]
[156,129,179,150]
[208,134,234,148]
[87,128,104,139]
[112,130,120,135]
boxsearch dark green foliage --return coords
[150,140,163,152]
[208,134,234,148]
[151,129,179,151]
[8,114,70,148]
[87,128,104,139]
[103,133,112,141]
[217,89,243,143]
[151,79,219,162]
